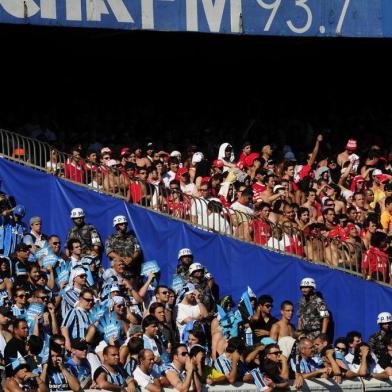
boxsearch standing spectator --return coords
[297,278,329,340]
[362,231,389,282]
[66,239,83,269]
[65,146,86,184]
[175,283,208,341]
[249,295,278,343]
[27,216,48,248]
[163,157,180,188]
[380,196,392,234]
[269,300,296,341]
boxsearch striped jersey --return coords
[61,307,92,339]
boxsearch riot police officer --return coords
[297,277,330,340]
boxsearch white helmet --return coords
[300,277,316,289]
[70,208,85,219]
[377,312,392,324]
[189,263,204,275]
[113,215,128,227]
[177,248,193,260]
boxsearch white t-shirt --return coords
[230,201,255,216]
[175,303,201,341]
[181,182,196,195]
[207,213,232,235]
[163,171,176,188]
[133,366,159,389]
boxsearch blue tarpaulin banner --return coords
[1,0,392,38]
[0,157,391,340]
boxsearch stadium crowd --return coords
[17,132,392,284]
[0,149,392,392]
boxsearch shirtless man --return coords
[301,189,318,221]
[337,139,357,167]
[269,301,296,341]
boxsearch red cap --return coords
[212,159,224,168]
[175,168,188,180]
[244,152,260,167]
[346,139,357,151]
[376,174,389,183]
[120,147,130,157]
[201,176,211,183]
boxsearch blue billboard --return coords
[1,0,392,38]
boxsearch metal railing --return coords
[0,128,390,285]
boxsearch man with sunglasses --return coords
[61,288,94,352]
[165,343,201,392]
[249,295,278,343]
[65,338,92,389]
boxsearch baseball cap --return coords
[170,150,181,158]
[273,185,285,193]
[101,147,112,154]
[212,159,224,168]
[372,169,382,176]
[71,338,88,351]
[111,296,125,306]
[106,159,119,167]
[110,286,121,293]
[120,147,130,157]
[192,152,204,164]
[16,243,31,252]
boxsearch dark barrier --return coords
[0,158,391,340]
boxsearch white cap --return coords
[192,152,204,164]
[273,185,285,193]
[113,215,128,227]
[70,267,87,282]
[110,286,121,293]
[373,169,382,176]
[178,248,193,260]
[107,159,119,167]
[70,208,85,219]
[189,263,204,275]
[300,277,316,289]
[170,150,181,158]
[377,312,392,324]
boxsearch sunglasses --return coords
[38,296,49,301]
[78,274,87,279]
[17,294,27,298]
[160,291,169,295]
[52,242,61,245]
[264,304,273,308]
[178,352,189,357]
[116,304,125,308]
[336,346,346,352]
[82,297,94,303]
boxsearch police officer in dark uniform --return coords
[368,312,392,360]
[105,215,142,281]
[175,248,194,281]
[187,262,215,313]
[66,208,101,254]
[297,277,330,340]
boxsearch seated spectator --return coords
[165,343,202,392]
[214,337,253,384]
[65,338,92,388]
[41,342,81,392]
[94,345,135,392]
[290,338,330,379]
[261,343,290,390]
[133,349,163,392]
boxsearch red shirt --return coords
[65,159,86,183]
[252,183,266,203]
[251,219,271,246]
[363,246,389,281]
